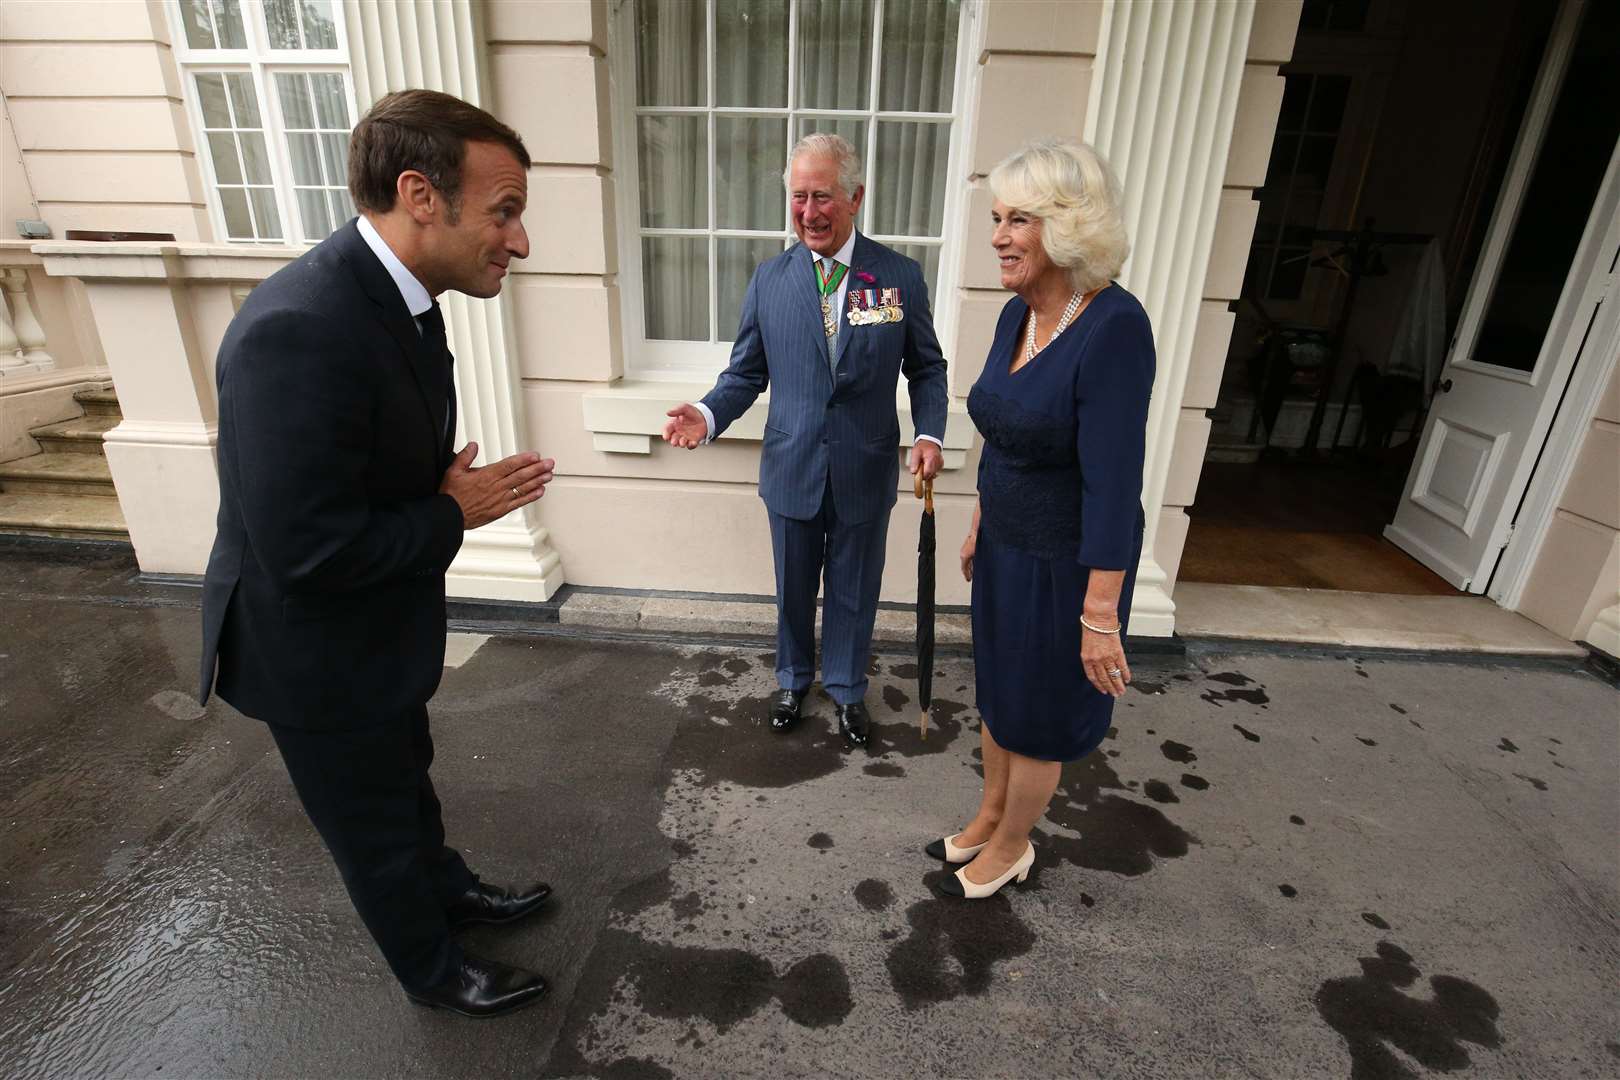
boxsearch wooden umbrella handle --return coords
[913,473,934,512]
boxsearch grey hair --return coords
[783,133,864,197]
[989,138,1130,293]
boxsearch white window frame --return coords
[610,0,975,380]
[168,0,360,246]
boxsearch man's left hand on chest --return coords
[908,438,943,482]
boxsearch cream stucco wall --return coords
[0,0,209,240]
[1517,364,1620,652]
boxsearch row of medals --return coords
[847,286,903,326]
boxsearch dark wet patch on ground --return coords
[863,761,905,778]
[598,1057,676,1080]
[889,662,918,679]
[881,684,909,712]
[1314,941,1501,1079]
[867,696,970,758]
[696,670,730,687]
[1362,912,1391,930]
[1513,773,1548,792]
[1233,724,1260,742]
[1389,704,1407,714]
[1199,671,1271,708]
[1356,737,1378,747]
[1142,780,1179,804]
[1132,680,1166,695]
[1161,740,1197,764]
[1497,738,1518,752]
[886,870,1037,1009]
[853,879,895,912]
[1080,892,1095,907]
[1034,752,1196,876]
[668,687,847,789]
[1180,773,1209,791]
[807,832,834,850]
[625,938,853,1032]
[1279,884,1297,898]
[1290,815,1306,825]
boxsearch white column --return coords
[1085,0,1255,637]
[343,0,564,600]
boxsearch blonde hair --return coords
[989,138,1129,292]
[783,133,864,197]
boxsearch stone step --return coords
[72,387,123,420]
[29,413,120,455]
[0,453,118,497]
[0,491,128,540]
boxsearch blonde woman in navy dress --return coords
[930,138,1154,899]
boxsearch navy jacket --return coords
[199,220,464,728]
[701,234,949,524]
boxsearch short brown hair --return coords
[348,89,530,216]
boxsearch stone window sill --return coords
[580,379,974,469]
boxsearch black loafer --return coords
[446,880,552,930]
[769,688,807,732]
[405,952,547,1018]
[835,701,871,748]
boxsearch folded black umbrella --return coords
[914,474,935,739]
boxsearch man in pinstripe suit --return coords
[663,134,948,748]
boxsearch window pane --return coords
[239,132,272,184]
[319,133,348,187]
[636,0,705,107]
[207,132,243,184]
[879,0,959,113]
[890,243,940,299]
[642,237,709,340]
[1307,75,1350,132]
[327,188,355,230]
[220,187,254,239]
[302,0,339,49]
[715,117,788,231]
[180,0,217,48]
[715,0,787,107]
[249,188,283,239]
[298,187,333,238]
[264,0,303,48]
[718,238,786,341]
[226,73,261,127]
[277,73,315,129]
[311,73,348,128]
[210,0,247,49]
[288,132,321,184]
[196,74,231,128]
[798,0,875,110]
[871,121,948,237]
[637,116,707,229]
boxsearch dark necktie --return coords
[417,302,453,445]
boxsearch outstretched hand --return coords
[439,441,554,529]
[663,403,708,450]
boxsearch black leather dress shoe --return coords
[769,688,806,732]
[836,701,871,748]
[405,952,547,1018]
[446,880,552,930]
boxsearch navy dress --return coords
[966,285,1156,762]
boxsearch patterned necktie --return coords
[817,256,847,369]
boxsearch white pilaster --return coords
[343,0,564,600]
[1086,0,1255,636]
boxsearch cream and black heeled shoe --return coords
[938,842,1035,899]
[924,833,988,864]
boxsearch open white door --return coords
[1386,0,1620,591]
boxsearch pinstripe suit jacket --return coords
[701,234,949,524]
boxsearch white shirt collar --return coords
[807,229,858,269]
[356,215,433,319]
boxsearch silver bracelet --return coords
[1080,615,1120,635]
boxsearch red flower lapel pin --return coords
[855,270,876,284]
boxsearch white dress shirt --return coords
[696,230,941,449]
[357,214,433,327]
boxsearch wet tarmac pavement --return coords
[2,541,1618,1078]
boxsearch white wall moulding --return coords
[580,381,976,471]
[344,0,566,601]
[1084,0,1256,638]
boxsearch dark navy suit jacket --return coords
[701,234,949,524]
[199,220,464,728]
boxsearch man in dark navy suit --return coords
[200,91,555,1018]
[664,134,948,748]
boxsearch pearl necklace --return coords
[1025,291,1085,364]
